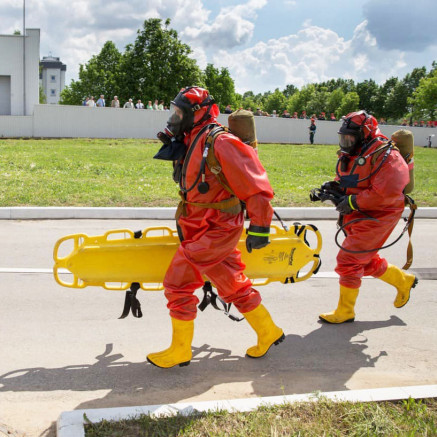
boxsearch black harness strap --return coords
[198,281,244,322]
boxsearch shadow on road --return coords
[0,316,405,436]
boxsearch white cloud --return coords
[213,20,414,93]
[0,0,434,95]
[181,0,267,49]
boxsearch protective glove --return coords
[153,138,186,161]
[246,225,270,253]
[321,180,345,195]
[336,195,358,215]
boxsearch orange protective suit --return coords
[335,134,409,289]
[164,110,274,321]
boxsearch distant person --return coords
[224,105,233,114]
[401,119,408,126]
[96,95,105,107]
[111,96,120,108]
[83,97,89,106]
[282,110,291,118]
[158,100,164,110]
[86,96,96,107]
[308,118,316,144]
[330,113,336,121]
[146,100,153,109]
[123,98,135,109]
[292,112,298,119]
[271,110,278,118]
[136,99,144,109]
[254,108,263,116]
[299,110,308,119]
[318,112,326,120]
[153,99,159,110]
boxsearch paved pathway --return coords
[0,219,436,437]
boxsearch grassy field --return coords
[85,397,437,436]
[0,138,436,207]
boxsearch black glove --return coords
[246,225,270,253]
[321,180,345,195]
[153,138,186,161]
[336,195,358,215]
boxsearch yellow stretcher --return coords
[53,224,322,292]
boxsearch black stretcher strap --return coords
[198,281,244,322]
[119,282,143,319]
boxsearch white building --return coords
[40,55,66,104]
[0,28,40,116]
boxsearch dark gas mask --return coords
[166,104,194,137]
[339,133,360,155]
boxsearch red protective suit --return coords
[164,111,274,321]
[335,135,409,289]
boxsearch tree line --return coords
[60,18,437,123]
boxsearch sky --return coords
[1,0,436,94]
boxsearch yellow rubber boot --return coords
[319,285,359,324]
[243,304,284,358]
[378,264,418,308]
[147,318,194,368]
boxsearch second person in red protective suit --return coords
[318,111,418,324]
[148,86,284,368]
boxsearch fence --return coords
[0,104,435,146]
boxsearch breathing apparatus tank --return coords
[391,129,414,194]
[228,109,258,150]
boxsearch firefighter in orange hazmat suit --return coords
[147,87,284,368]
[319,111,418,324]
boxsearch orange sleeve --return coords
[214,133,274,227]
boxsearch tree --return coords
[372,77,398,118]
[120,18,203,105]
[409,70,437,120]
[306,87,330,116]
[204,64,237,111]
[327,88,344,115]
[264,89,287,114]
[356,79,379,114]
[60,41,122,105]
[317,78,356,93]
[39,85,46,104]
[384,81,409,121]
[282,84,298,98]
[336,92,360,119]
[403,67,427,94]
[287,84,316,114]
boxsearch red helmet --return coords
[171,86,219,134]
[338,110,386,154]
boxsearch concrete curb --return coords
[1,206,436,220]
[57,384,437,437]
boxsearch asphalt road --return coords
[0,218,436,437]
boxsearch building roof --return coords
[40,56,67,71]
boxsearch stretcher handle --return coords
[299,224,323,254]
[292,258,321,283]
[103,229,135,240]
[140,227,179,238]
[53,233,88,264]
[292,225,323,283]
[53,265,86,289]
[251,278,272,287]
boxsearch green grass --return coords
[0,138,436,207]
[85,397,437,436]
